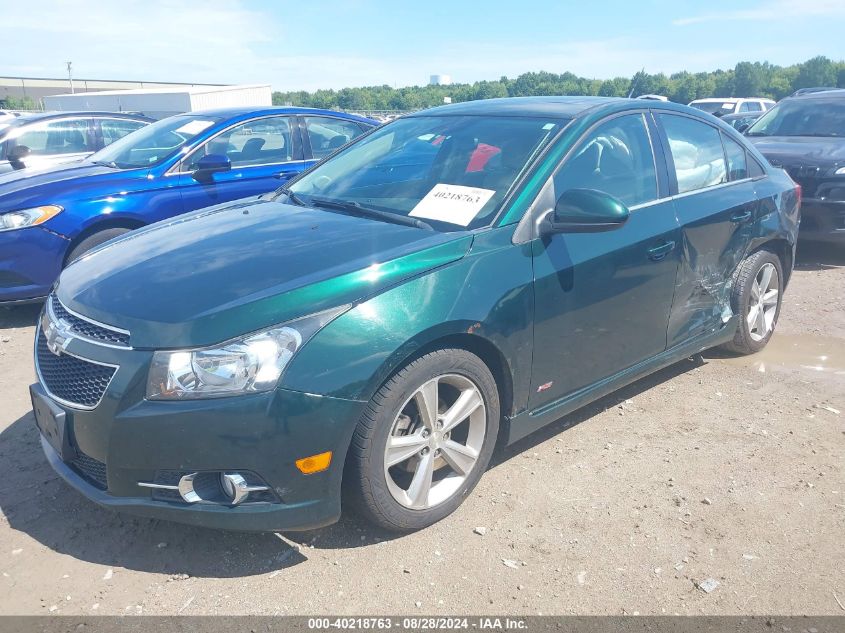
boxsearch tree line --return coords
[272,55,845,112]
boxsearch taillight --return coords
[794,183,802,208]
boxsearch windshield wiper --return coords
[277,187,306,206]
[308,196,434,231]
[92,160,119,168]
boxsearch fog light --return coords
[295,451,332,474]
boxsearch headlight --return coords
[834,166,845,176]
[146,306,348,400]
[0,205,63,232]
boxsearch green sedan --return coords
[30,97,801,531]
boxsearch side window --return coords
[552,113,658,207]
[100,119,147,146]
[748,155,766,178]
[738,102,752,113]
[660,114,727,194]
[748,102,763,112]
[13,118,95,155]
[184,116,293,170]
[304,116,366,160]
[722,134,748,181]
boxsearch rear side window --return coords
[722,134,748,181]
[100,119,147,146]
[553,113,658,207]
[660,114,727,194]
[304,116,367,159]
[12,118,95,155]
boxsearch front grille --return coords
[36,330,116,409]
[50,296,130,347]
[70,451,108,490]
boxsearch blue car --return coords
[0,107,376,303]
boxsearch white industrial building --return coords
[43,84,272,119]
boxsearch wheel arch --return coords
[750,237,793,287]
[62,216,146,266]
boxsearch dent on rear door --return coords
[667,182,756,346]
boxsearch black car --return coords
[722,112,762,133]
[0,111,153,174]
[747,91,845,244]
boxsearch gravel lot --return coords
[0,244,843,616]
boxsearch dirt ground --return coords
[0,244,843,616]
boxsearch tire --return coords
[65,228,133,266]
[346,349,500,531]
[722,249,784,355]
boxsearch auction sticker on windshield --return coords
[409,184,496,226]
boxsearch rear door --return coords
[176,115,307,210]
[655,112,757,345]
[527,112,682,411]
[300,115,370,162]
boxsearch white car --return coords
[688,97,775,118]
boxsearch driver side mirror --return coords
[541,188,630,235]
[8,144,31,169]
[192,153,231,181]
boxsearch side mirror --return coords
[541,188,630,235]
[192,154,231,180]
[8,145,31,169]
[736,121,751,134]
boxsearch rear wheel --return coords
[346,349,499,531]
[722,250,783,355]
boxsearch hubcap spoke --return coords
[758,265,774,294]
[385,433,428,467]
[755,301,767,334]
[413,379,439,430]
[762,288,778,307]
[440,388,483,433]
[750,281,761,301]
[440,440,478,477]
[406,450,435,509]
[746,304,760,330]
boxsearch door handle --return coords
[647,241,676,262]
[730,210,753,223]
[275,170,298,180]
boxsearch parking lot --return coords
[0,243,841,616]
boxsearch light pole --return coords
[66,61,74,94]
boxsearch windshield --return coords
[746,99,845,137]
[283,115,566,231]
[88,115,219,169]
[689,101,736,116]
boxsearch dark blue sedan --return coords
[0,107,376,303]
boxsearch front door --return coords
[655,113,757,345]
[528,113,682,411]
[177,115,307,210]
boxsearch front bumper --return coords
[0,226,69,303]
[799,198,845,243]
[32,372,365,531]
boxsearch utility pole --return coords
[66,61,74,94]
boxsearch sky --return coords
[3,0,844,92]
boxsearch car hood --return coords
[748,135,845,165]
[0,161,146,210]
[57,198,473,348]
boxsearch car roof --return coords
[182,106,377,125]
[406,96,712,120]
[7,111,154,124]
[789,88,845,100]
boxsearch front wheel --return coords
[346,349,500,531]
[722,249,784,355]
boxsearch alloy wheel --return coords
[747,262,779,342]
[383,374,486,510]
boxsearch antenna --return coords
[66,61,74,94]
